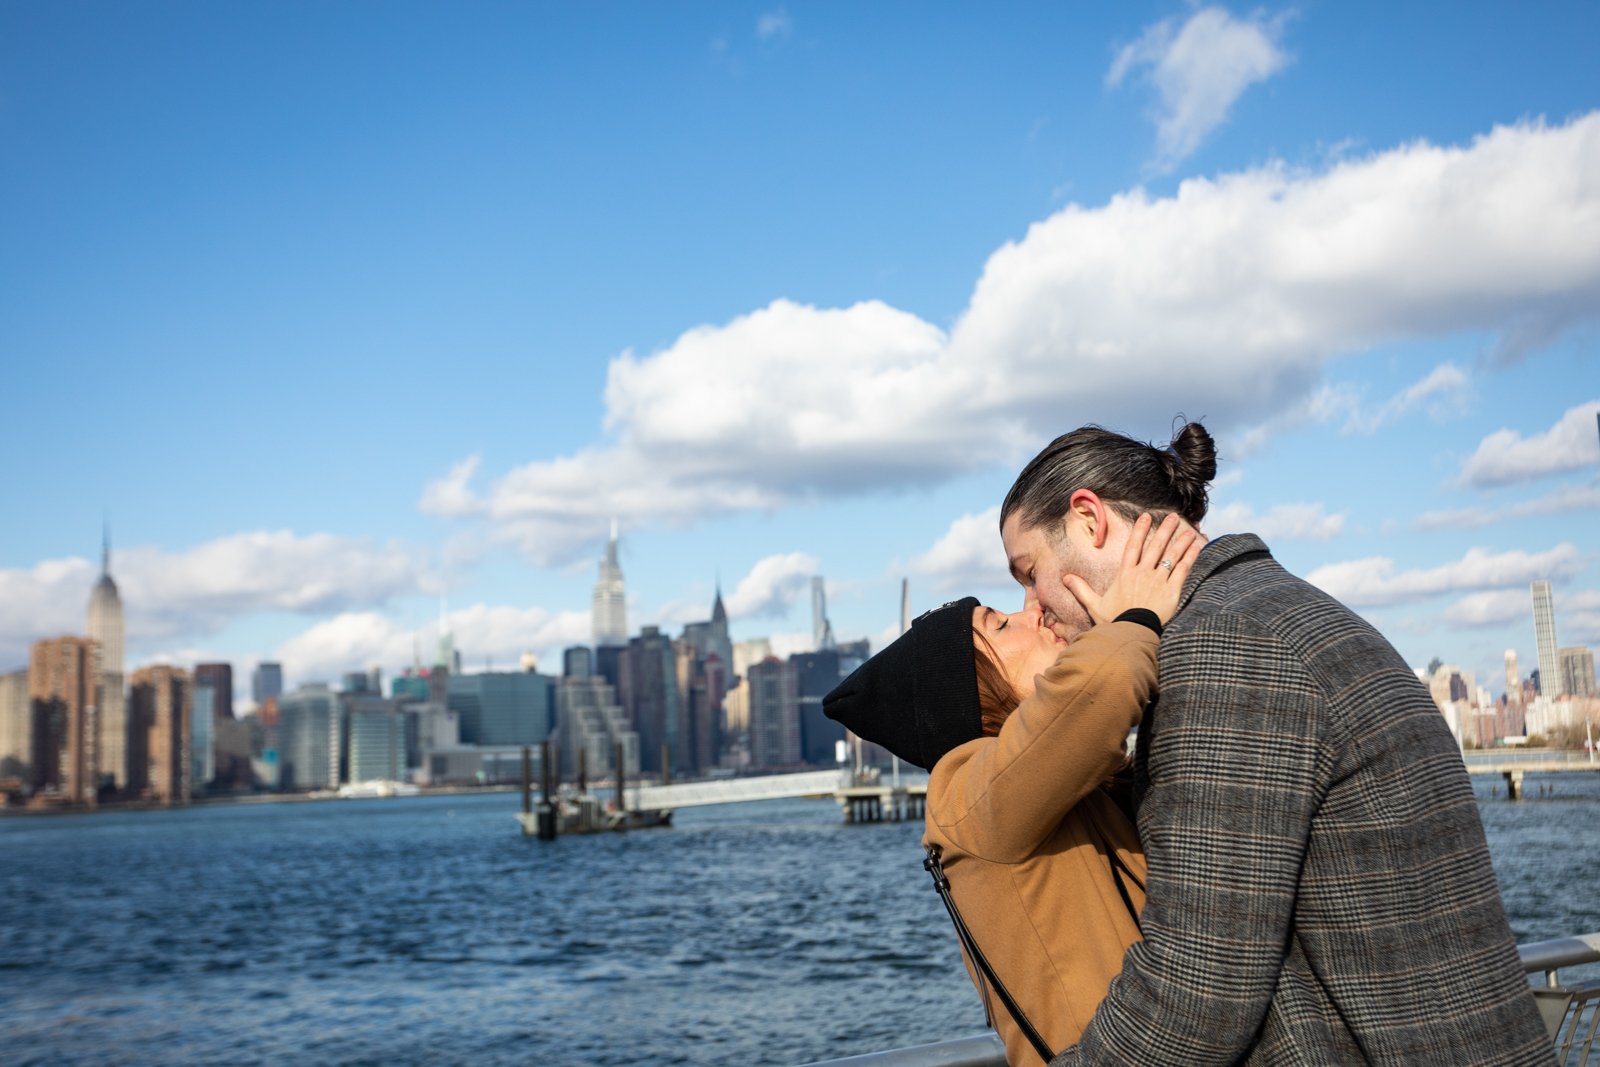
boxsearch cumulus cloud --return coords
[1206,501,1346,540]
[724,552,819,619]
[1459,400,1600,487]
[1443,588,1533,627]
[1107,6,1291,169]
[908,506,1010,593]
[437,113,1600,563]
[0,532,426,669]
[1307,543,1583,608]
[274,605,590,687]
[1415,478,1600,530]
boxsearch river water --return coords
[3,771,1597,1066]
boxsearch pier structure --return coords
[835,781,927,824]
[1462,752,1600,800]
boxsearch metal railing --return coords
[799,933,1600,1067]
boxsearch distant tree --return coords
[1427,657,1444,677]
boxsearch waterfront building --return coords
[191,685,216,791]
[252,662,283,704]
[29,637,101,805]
[0,669,31,781]
[622,626,681,774]
[127,664,191,804]
[1531,581,1562,697]
[1559,646,1597,700]
[592,522,628,649]
[1426,664,1473,745]
[1502,650,1526,738]
[446,670,555,747]
[345,694,404,784]
[792,650,846,766]
[194,663,234,721]
[278,684,340,791]
[403,700,457,773]
[86,530,127,790]
[556,672,639,780]
[747,657,800,770]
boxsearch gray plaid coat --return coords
[1052,534,1552,1066]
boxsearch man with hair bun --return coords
[1000,422,1550,1066]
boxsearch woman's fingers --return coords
[1121,513,1153,570]
[1141,513,1183,570]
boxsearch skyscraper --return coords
[748,656,800,770]
[592,521,628,648]
[1559,647,1597,700]
[195,663,234,721]
[252,662,283,705]
[811,576,835,651]
[86,528,126,790]
[28,637,100,804]
[622,625,679,774]
[278,684,340,791]
[1531,581,1562,697]
[0,669,30,781]
[127,664,191,805]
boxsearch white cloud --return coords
[908,506,1009,593]
[1460,400,1600,487]
[0,532,426,669]
[1415,478,1600,530]
[1560,590,1600,646]
[1343,362,1472,434]
[437,113,1600,562]
[1207,501,1346,540]
[1107,6,1291,169]
[724,552,819,619]
[420,455,484,517]
[756,8,792,41]
[1307,543,1584,608]
[1443,588,1532,627]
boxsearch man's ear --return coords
[1067,489,1110,549]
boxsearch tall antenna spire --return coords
[101,518,111,576]
[900,578,910,635]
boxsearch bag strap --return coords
[1088,817,1144,931]
[923,844,1056,1064]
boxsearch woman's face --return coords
[970,603,1065,699]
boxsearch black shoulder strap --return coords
[923,844,1055,1064]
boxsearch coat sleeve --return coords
[928,620,1156,864]
[1051,611,1326,1066]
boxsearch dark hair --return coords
[1000,420,1218,535]
[973,630,1021,737]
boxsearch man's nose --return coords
[1015,603,1047,627]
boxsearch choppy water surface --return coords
[3,772,1597,1065]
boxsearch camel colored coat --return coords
[923,621,1156,1065]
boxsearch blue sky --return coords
[2,1,1597,702]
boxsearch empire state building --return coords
[591,522,627,648]
[86,527,127,790]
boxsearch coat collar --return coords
[1175,532,1271,615]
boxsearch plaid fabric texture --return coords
[1053,535,1552,1066]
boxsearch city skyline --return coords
[2,3,1598,699]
